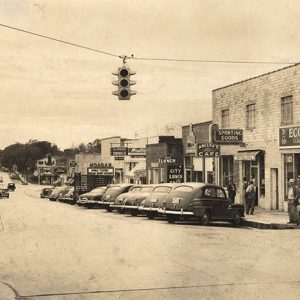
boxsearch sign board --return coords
[12,165,17,171]
[167,164,184,183]
[128,148,146,156]
[197,143,220,157]
[53,166,67,174]
[114,156,124,161]
[89,162,112,168]
[279,126,300,148]
[87,167,114,176]
[214,129,243,144]
[33,170,39,176]
[159,157,176,164]
[69,160,77,168]
[110,147,128,157]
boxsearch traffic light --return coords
[112,66,136,100]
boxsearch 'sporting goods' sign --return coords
[87,167,114,176]
[279,126,300,148]
[167,164,184,183]
[215,129,243,144]
[197,143,220,157]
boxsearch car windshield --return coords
[130,187,142,192]
[174,186,193,192]
[153,186,172,193]
[140,187,154,192]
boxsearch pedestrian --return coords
[287,178,300,224]
[245,179,256,215]
[242,176,249,207]
[227,178,237,203]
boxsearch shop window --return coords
[281,96,293,125]
[246,103,256,129]
[220,156,234,187]
[221,109,229,128]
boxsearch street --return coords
[0,174,300,300]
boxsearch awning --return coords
[126,161,146,178]
[234,150,261,161]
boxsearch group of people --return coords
[227,176,257,215]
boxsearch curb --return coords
[244,220,298,230]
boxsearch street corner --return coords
[0,280,20,300]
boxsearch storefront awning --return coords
[126,161,146,178]
[234,150,261,161]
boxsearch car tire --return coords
[232,211,243,227]
[200,211,210,226]
[106,207,113,212]
[147,213,154,220]
[117,208,124,214]
[130,210,138,216]
[167,215,177,224]
[87,204,94,209]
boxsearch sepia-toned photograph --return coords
[0,0,300,299]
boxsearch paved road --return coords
[0,173,299,299]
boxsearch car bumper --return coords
[77,199,87,205]
[158,208,194,216]
[140,207,159,212]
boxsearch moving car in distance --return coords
[77,186,107,208]
[159,183,245,226]
[139,183,177,219]
[110,185,142,213]
[7,183,16,191]
[123,185,157,216]
[100,184,134,212]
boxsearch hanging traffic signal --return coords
[112,66,136,100]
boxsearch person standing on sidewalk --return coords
[227,178,237,203]
[245,179,256,215]
[287,178,300,224]
[242,177,249,207]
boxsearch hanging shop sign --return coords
[159,157,176,164]
[279,126,300,148]
[53,166,67,174]
[167,164,184,183]
[110,147,128,157]
[197,143,220,157]
[87,167,114,176]
[214,129,243,144]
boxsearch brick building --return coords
[182,121,214,182]
[212,63,300,211]
[146,136,183,184]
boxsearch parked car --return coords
[123,185,157,216]
[9,173,18,180]
[57,186,74,203]
[40,187,53,198]
[110,185,143,213]
[0,188,9,198]
[7,183,16,191]
[60,187,76,205]
[100,184,134,212]
[158,183,245,226]
[139,183,177,219]
[49,186,70,202]
[77,186,107,208]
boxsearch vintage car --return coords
[158,183,245,226]
[59,186,76,204]
[77,186,107,208]
[109,185,143,213]
[139,183,177,219]
[0,188,9,198]
[122,185,157,216]
[40,187,53,198]
[7,183,16,191]
[49,186,70,202]
[100,184,134,212]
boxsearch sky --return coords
[0,0,300,150]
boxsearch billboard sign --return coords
[87,167,114,176]
[214,129,243,144]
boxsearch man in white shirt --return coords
[287,178,300,224]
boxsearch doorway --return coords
[270,168,279,210]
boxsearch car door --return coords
[215,187,230,218]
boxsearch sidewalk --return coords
[243,207,299,229]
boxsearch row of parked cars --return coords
[40,182,245,226]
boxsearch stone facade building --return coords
[212,63,300,211]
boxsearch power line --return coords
[0,23,298,66]
[0,23,119,58]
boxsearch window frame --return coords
[281,95,293,125]
[221,109,230,128]
[246,103,256,129]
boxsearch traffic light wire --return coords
[0,23,298,65]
